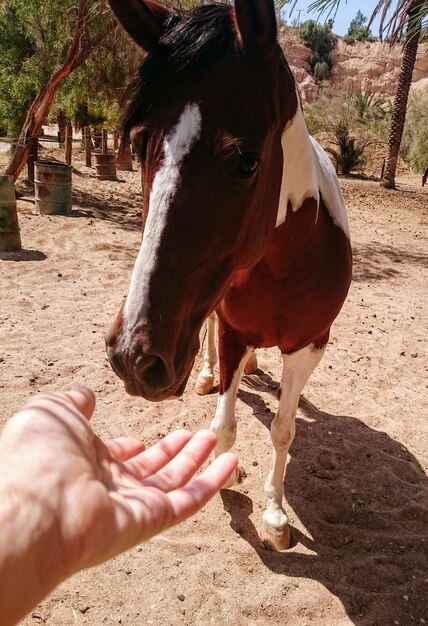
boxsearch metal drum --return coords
[94,153,118,180]
[34,160,72,215]
[0,175,21,251]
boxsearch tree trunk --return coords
[381,4,422,189]
[57,109,67,145]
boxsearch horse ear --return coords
[108,0,170,51]
[234,0,278,60]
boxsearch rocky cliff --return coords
[279,27,428,103]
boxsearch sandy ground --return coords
[1,146,427,626]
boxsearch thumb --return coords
[64,386,96,420]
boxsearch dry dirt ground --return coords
[1,147,427,626]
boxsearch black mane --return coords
[122,3,237,139]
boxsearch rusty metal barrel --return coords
[0,175,21,251]
[94,153,117,180]
[34,160,72,215]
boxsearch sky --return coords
[281,1,387,37]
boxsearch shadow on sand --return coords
[0,249,47,262]
[352,242,428,283]
[221,376,427,625]
[70,188,142,231]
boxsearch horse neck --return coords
[276,98,319,228]
[275,95,350,240]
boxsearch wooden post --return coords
[0,176,21,252]
[116,141,133,172]
[27,136,38,182]
[101,128,108,154]
[65,123,73,165]
[113,130,119,153]
[84,126,92,168]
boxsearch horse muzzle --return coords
[106,343,193,401]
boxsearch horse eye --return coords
[236,154,259,179]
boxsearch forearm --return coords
[0,478,65,625]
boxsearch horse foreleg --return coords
[210,324,253,487]
[244,350,258,374]
[195,312,217,395]
[261,344,325,550]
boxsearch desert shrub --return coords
[304,88,392,142]
[351,91,392,139]
[300,20,336,82]
[401,92,428,174]
[303,87,356,135]
[313,61,331,82]
[326,121,366,174]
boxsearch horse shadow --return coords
[223,380,427,625]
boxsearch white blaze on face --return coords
[276,95,350,240]
[121,103,202,349]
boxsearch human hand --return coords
[0,387,237,626]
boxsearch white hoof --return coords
[195,374,214,396]
[260,521,291,551]
[261,506,291,550]
[221,465,246,489]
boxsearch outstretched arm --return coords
[0,387,237,626]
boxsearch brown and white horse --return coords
[106,0,352,550]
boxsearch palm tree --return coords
[293,0,427,189]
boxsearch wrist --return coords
[0,457,66,625]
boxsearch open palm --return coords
[0,387,237,578]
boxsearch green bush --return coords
[401,92,428,174]
[300,19,336,82]
[347,11,375,42]
[326,121,365,174]
[313,61,331,82]
[304,88,392,142]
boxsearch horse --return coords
[195,312,258,395]
[106,0,352,550]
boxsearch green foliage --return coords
[0,0,118,138]
[300,19,335,81]
[304,88,392,141]
[326,121,365,174]
[313,60,330,81]
[351,91,391,123]
[347,10,375,41]
[401,92,428,173]
[0,4,39,135]
[0,0,62,135]
[52,31,138,132]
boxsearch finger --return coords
[166,452,238,526]
[124,429,194,480]
[105,437,145,462]
[142,429,218,492]
[64,386,96,420]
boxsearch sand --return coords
[0,146,427,626]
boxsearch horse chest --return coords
[219,204,352,352]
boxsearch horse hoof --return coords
[244,352,258,375]
[222,465,246,489]
[260,522,291,551]
[195,374,214,396]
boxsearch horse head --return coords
[106,0,298,400]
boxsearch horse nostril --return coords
[134,354,172,391]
